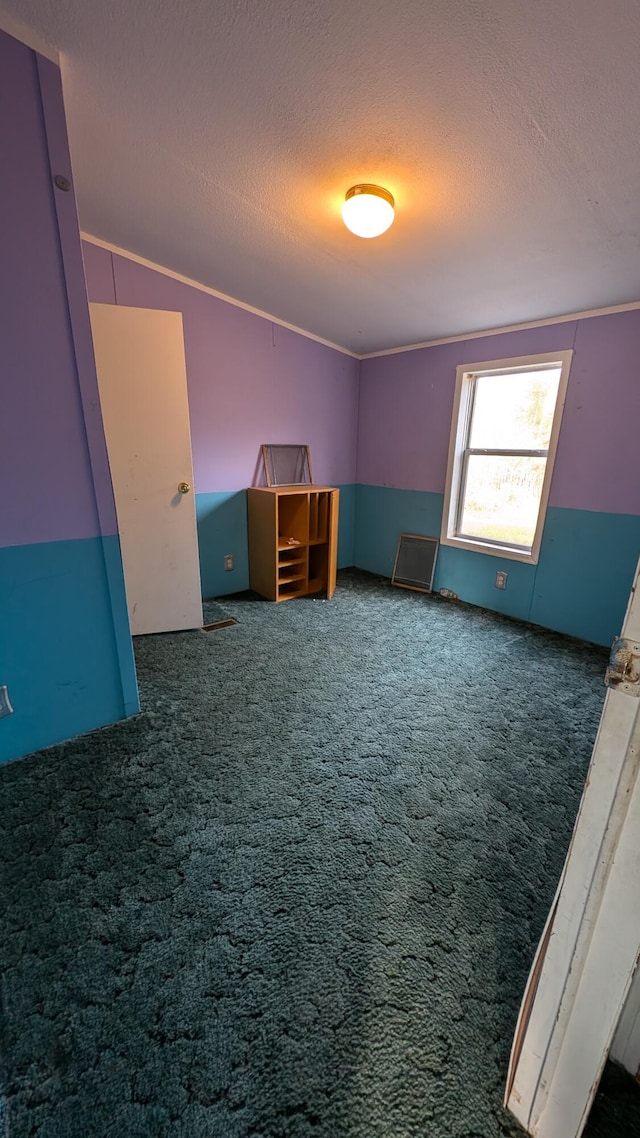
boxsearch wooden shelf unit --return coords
[247,485,339,602]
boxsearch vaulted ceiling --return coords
[4,0,640,353]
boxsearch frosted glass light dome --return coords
[342,184,395,238]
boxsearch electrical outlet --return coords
[495,571,508,590]
[224,554,234,571]
[0,685,14,718]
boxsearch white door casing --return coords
[90,303,203,636]
[505,558,640,1138]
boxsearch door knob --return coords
[177,482,191,494]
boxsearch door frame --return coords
[505,557,640,1138]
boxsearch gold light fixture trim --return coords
[342,184,395,238]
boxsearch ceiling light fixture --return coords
[342,184,395,238]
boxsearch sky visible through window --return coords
[459,368,561,549]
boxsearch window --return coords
[441,351,572,564]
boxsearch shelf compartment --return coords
[308,544,329,594]
[278,540,306,552]
[277,579,307,600]
[309,493,319,541]
[278,571,306,584]
[308,491,331,543]
[316,493,329,542]
[278,544,306,558]
[277,493,308,548]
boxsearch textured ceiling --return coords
[3,0,640,353]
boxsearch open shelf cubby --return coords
[247,485,339,602]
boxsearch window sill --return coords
[440,533,540,565]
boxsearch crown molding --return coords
[81,233,359,360]
[0,10,59,62]
[82,234,640,362]
[361,301,640,359]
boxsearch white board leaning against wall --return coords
[90,303,203,636]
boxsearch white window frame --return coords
[441,351,573,565]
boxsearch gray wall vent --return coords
[392,534,439,594]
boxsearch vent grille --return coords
[392,534,439,594]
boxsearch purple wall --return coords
[81,237,117,305]
[0,35,118,549]
[1,28,137,763]
[82,245,360,493]
[550,311,640,515]
[358,313,640,517]
[357,341,461,495]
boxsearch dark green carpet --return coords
[2,571,639,1137]
[202,599,235,626]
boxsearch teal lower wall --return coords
[0,535,139,764]
[196,491,250,598]
[355,485,640,646]
[196,485,356,598]
[354,487,444,578]
[337,484,356,570]
[530,508,640,645]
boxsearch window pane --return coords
[469,369,561,450]
[458,454,546,549]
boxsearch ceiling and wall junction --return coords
[1,0,640,353]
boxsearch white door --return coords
[90,303,203,635]
[505,556,640,1137]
